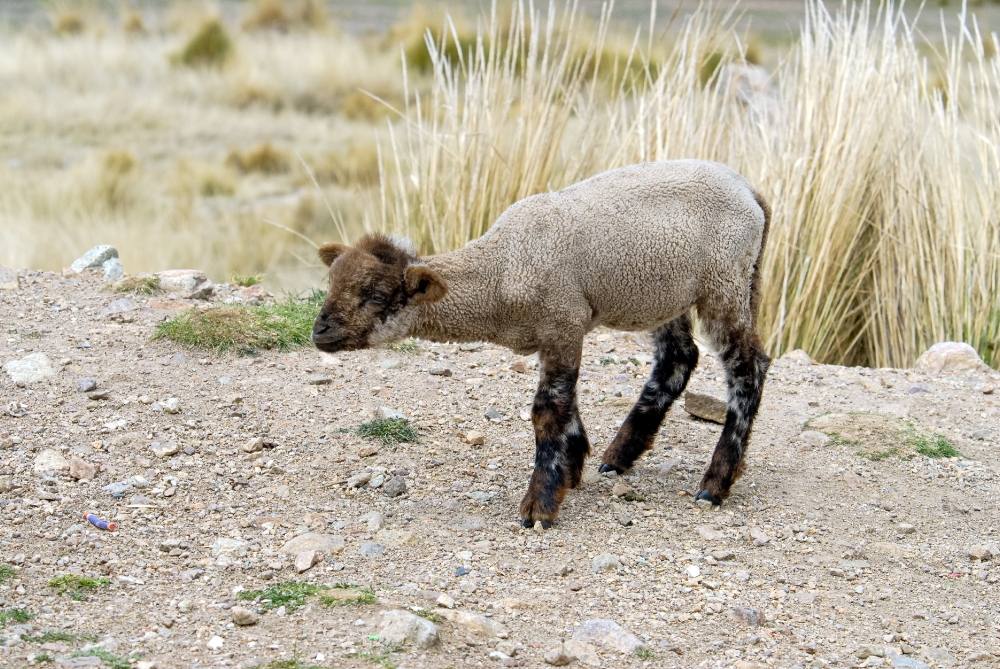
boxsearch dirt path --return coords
[1,267,999,669]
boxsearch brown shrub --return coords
[242,0,290,32]
[226,143,290,174]
[54,11,85,35]
[341,90,394,122]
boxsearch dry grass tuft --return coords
[53,11,85,36]
[341,90,392,122]
[242,0,327,33]
[174,19,233,68]
[226,143,290,174]
[122,11,147,35]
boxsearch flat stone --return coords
[377,406,405,419]
[429,368,453,376]
[231,606,258,626]
[377,610,439,649]
[730,606,764,627]
[156,269,214,299]
[712,549,735,561]
[360,541,385,558]
[4,353,56,384]
[77,378,98,393]
[591,554,622,573]
[800,430,831,448]
[684,391,727,423]
[346,472,371,488]
[891,656,930,669]
[969,545,993,561]
[376,529,417,547]
[697,525,724,541]
[69,456,96,481]
[0,264,19,290]
[856,645,886,659]
[278,533,345,555]
[914,342,988,374]
[383,475,407,497]
[570,618,646,654]
[919,647,956,665]
[243,437,264,453]
[899,523,916,534]
[294,550,319,573]
[307,375,332,385]
[543,642,575,666]
[149,441,180,458]
[34,448,70,474]
[70,244,119,273]
[100,298,136,316]
[211,538,247,557]
[440,610,508,638]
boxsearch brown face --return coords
[311,234,446,353]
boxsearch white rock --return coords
[70,245,118,273]
[231,606,258,626]
[591,554,621,573]
[149,441,180,458]
[156,269,214,299]
[243,437,264,453]
[914,342,988,374]
[800,430,831,448]
[436,593,455,608]
[0,265,19,291]
[102,257,124,280]
[377,610,439,649]
[571,619,646,654]
[3,353,56,384]
[377,406,406,419]
[440,610,508,638]
[33,449,70,474]
[211,538,247,557]
[295,550,319,573]
[278,533,345,555]
[206,635,224,650]
[162,398,181,414]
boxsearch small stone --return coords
[377,406,405,419]
[279,533,345,555]
[610,482,629,497]
[358,444,380,458]
[231,606,258,626]
[376,529,417,547]
[307,375,332,385]
[569,580,583,591]
[684,391,727,423]
[800,430,831,448]
[895,523,916,534]
[463,430,485,446]
[346,471,371,488]
[730,606,763,627]
[697,525,724,541]
[436,593,455,608]
[377,610,439,649]
[685,565,701,578]
[243,437,264,453]
[100,298,136,316]
[429,368,453,377]
[101,257,124,280]
[34,448,70,474]
[510,361,528,374]
[484,406,503,421]
[656,457,682,477]
[70,245,119,274]
[591,554,622,573]
[982,384,995,395]
[156,269,214,299]
[856,645,885,659]
[914,342,988,374]
[206,635,224,650]
[383,475,407,497]
[891,656,930,669]
[571,619,646,654]
[0,264,19,290]
[211,538,247,557]
[3,353,56,384]
[162,398,180,414]
[177,600,193,613]
[360,541,384,558]
[712,549,735,561]
[440,610,508,638]
[295,550,319,573]
[87,390,110,400]
[69,456,96,481]
[918,647,956,665]
[149,441,180,458]
[77,378,98,393]
[969,545,993,561]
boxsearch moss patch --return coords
[806,412,961,461]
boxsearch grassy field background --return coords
[1,0,999,370]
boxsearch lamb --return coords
[312,159,772,527]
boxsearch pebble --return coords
[243,437,264,453]
[294,550,319,573]
[149,441,180,458]
[969,545,992,561]
[429,368,453,376]
[383,475,407,497]
[100,298,136,316]
[376,529,417,547]
[33,449,70,474]
[377,610,439,649]
[914,342,988,374]
[206,635,224,650]
[436,593,455,609]
[484,406,503,421]
[730,606,764,627]
[591,554,622,573]
[359,444,380,458]
[570,619,646,654]
[347,472,371,488]
[278,533,345,555]
[156,269,214,299]
[231,607,258,626]
[77,377,98,392]
[712,549,735,561]
[377,406,405,419]
[307,375,332,385]
[3,353,56,384]
[69,456,96,481]
[162,398,180,414]
[359,541,385,557]
[697,525,724,541]
[463,430,486,446]
[543,643,575,666]
[899,523,916,534]
[684,391,727,423]
[610,482,629,497]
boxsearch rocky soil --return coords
[2,265,1000,669]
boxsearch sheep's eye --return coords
[369,293,387,306]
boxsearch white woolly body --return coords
[409,160,767,355]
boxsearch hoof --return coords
[520,518,553,529]
[598,463,623,474]
[695,489,722,506]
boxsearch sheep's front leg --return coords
[520,347,585,528]
[600,314,698,473]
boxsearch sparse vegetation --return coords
[23,631,98,644]
[237,581,329,611]
[254,660,325,669]
[110,274,161,295]
[33,652,54,664]
[154,290,324,354]
[358,646,399,669]
[635,647,656,660]
[352,418,419,445]
[906,433,962,459]
[226,143,290,174]
[385,338,419,353]
[856,447,898,461]
[48,575,108,599]
[174,19,233,68]
[231,273,264,287]
[0,608,35,625]
[319,584,378,607]
[412,609,444,623]
[0,564,15,583]
[69,650,138,669]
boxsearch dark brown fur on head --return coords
[311,234,447,353]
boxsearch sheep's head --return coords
[311,234,447,352]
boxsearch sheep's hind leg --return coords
[520,347,583,528]
[599,313,698,474]
[695,327,770,506]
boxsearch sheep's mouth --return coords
[311,334,367,353]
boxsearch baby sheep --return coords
[313,159,771,527]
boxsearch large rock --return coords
[0,265,19,291]
[3,353,56,384]
[914,342,988,375]
[440,610,508,638]
[570,619,646,654]
[69,456,96,481]
[377,610,439,649]
[34,449,70,474]
[684,391,727,424]
[278,532,345,555]
[70,245,119,274]
[156,270,214,300]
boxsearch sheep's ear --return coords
[404,264,447,304]
[318,243,348,267]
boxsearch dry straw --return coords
[372,0,1000,370]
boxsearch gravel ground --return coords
[2,267,1000,669]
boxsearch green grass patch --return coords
[827,433,859,447]
[856,447,898,461]
[70,650,138,669]
[174,19,232,68]
[0,608,35,625]
[905,433,961,458]
[49,575,108,599]
[232,273,264,287]
[0,564,16,583]
[110,274,161,295]
[33,652,54,664]
[238,581,329,612]
[353,418,419,445]
[635,647,655,660]
[319,584,378,607]
[359,647,398,669]
[623,490,647,502]
[599,357,615,365]
[384,338,420,353]
[22,331,43,340]
[23,631,98,644]
[253,661,324,669]
[154,290,324,355]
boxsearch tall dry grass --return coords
[372,1,1000,370]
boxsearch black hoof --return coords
[695,489,723,506]
[598,463,623,474]
[520,518,553,529]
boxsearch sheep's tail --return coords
[749,188,771,324]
